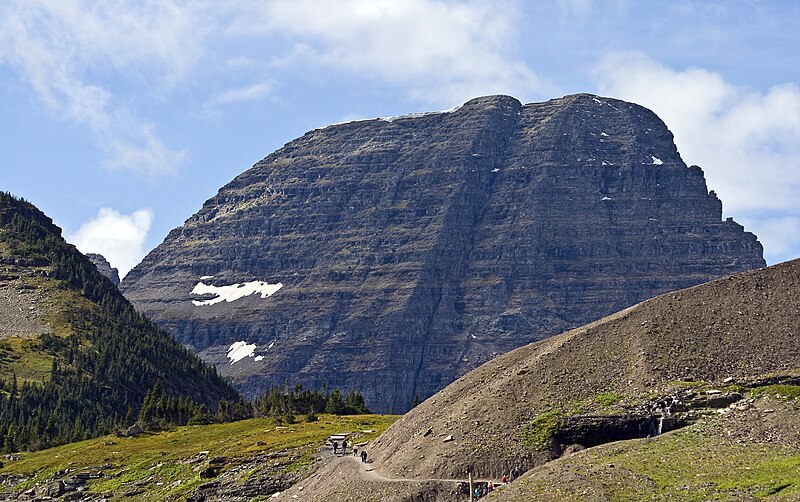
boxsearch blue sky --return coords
[2,1,799,276]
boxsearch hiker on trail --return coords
[361,450,367,463]
[511,466,520,480]
[501,473,508,483]
[341,439,347,453]
[487,481,494,492]
[333,441,338,454]
[353,444,359,457]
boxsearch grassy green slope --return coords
[493,390,800,501]
[0,414,399,500]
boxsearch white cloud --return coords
[226,0,543,105]
[67,208,153,278]
[0,0,193,178]
[101,118,187,178]
[1,0,543,153]
[593,52,800,264]
[203,81,274,114]
[214,82,273,104]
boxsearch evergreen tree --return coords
[325,389,345,414]
[344,391,370,414]
[188,404,212,425]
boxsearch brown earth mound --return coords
[277,258,799,500]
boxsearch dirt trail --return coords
[322,448,503,485]
[327,447,500,485]
[350,454,505,487]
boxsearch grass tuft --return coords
[521,410,563,449]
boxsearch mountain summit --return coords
[120,94,765,412]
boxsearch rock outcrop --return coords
[86,253,120,285]
[120,93,765,412]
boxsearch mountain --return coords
[280,258,800,501]
[0,192,239,451]
[120,93,765,413]
[86,252,120,285]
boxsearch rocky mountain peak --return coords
[86,253,120,285]
[120,94,765,413]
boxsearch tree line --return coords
[136,381,370,432]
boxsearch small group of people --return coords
[503,466,520,482]
[472,466,522,499]
[472,481,495,499]
[331,439,367,463]
[353,443,366,461]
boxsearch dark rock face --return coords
[120,94,765,413]
[86,253,120,285]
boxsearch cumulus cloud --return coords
[67,208,153,278]
[226,0,543,105]
[593,52,800,264]
[0,0,193,178]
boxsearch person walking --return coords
[353,444,359,457]
[333,441,338,454]
[360,450,367,463]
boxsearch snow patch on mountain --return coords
[227,341,257,365]
[191,280,283,306]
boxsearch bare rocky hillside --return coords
[276,258,799,501]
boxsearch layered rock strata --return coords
[120,94,765,412]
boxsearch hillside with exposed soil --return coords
[276,258,800,501]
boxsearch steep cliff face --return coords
[120,94,765,412]
[86,253,120,285]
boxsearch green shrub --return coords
[593,391,625,407]
[521,410,563,448]
[751,384,800,400]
